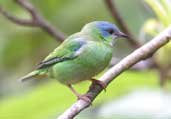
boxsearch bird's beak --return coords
[115,31,129,39]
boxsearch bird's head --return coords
[81,21,128,45]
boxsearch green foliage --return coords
[142,0,171,66]
[147,0,170,26]
[143,0,171,35]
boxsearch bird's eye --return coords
[107,28,114,34]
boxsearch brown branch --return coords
[0,7,36,26]
[58,26,171,119]
[0,0,66,41]
[104,0,141,48]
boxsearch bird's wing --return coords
[37,38,87,69]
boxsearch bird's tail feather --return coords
[19,70,43,82]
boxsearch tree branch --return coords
[104,0,141,48]
[0,0,66,41]
[0,6,36,26]
[58,26,171,119]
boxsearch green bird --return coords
[20,21,128,101]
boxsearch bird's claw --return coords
[67,84,92,104]
[77,94,91,103]
[91,78,106,91]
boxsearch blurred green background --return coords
[0,0,170,119]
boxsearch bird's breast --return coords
[79,42,113,70]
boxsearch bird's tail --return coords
[19,70,47,82]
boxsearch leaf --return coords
[145,0,168,27]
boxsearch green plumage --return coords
[19,21,127,96]
[48,37,113,84]
[20,32,113,84]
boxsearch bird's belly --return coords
[49,44,112,85]
[49,63,94,84]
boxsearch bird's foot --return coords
[67,84,91,103]
[90,78,106,91]
[77,94,91,103]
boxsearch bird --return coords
[19,21,128,102]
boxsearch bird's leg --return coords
[90,78,106,91]
[67,84,91,103]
